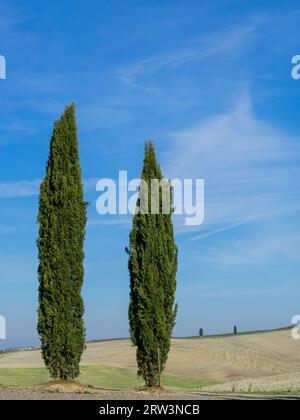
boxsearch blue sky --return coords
[1,0,300,348]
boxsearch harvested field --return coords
[1,329,300,395]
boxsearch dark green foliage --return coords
[127,141,178,387]
[199,328,204,337]
[234,326,238,335]
[37,104,87,380]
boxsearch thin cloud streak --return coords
[0,177,100,199]
[0,179,40,198]
[179,284,300,299]
[115,22,259,90]
[164,94,300,236]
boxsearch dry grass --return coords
[1,329,300,393]
[202,372,300,394]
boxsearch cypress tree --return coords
[127,141,178,387]
[37,104,87,380]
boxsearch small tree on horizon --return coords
[37,104,87,380]
[234,325,238,335]
[127,141,178,388]
[199,328,204,337]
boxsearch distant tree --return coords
[127,141,178,388]
[234,326,238,335]
[199,328,204,337]
[37,104,87,380]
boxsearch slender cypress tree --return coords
[37,104,87,380]
[127,141,178,387]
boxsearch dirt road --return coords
[1,387,298,400]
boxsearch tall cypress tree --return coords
[37,104,87,381]
[127,141,178,387]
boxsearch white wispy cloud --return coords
[115,23,258,90]
[185,230,300,268]
[0,225,29,235]
[0,177,100,199]
[164,94,300,237]
[179,282,300,299]
[0,179,40,198]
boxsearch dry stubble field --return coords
[1,329,300,398]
